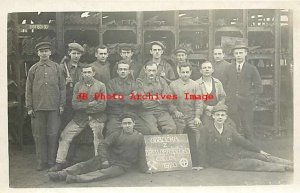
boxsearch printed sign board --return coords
[144,134,192,172]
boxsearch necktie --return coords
[237,64,241,72]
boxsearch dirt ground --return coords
[8,135,293,188]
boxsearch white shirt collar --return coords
[214,123,224,134]
[236,62,245,72]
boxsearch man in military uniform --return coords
[169,62,204,168]
[111,43,141,80]
[223,44,263,141]
[90,45,111,85]
[199,104,293,172]
[139,41,175,84]
[212,45,231,84]
[49,65,107,172]
[60,42,85,129]
[173,47,201,80]
[48,113,149,184]
[137,63,176,134]
[25,42,66,170]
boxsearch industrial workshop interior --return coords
[8,10,293,187]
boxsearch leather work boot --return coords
[66,175,78,184]
[48,171,68,181]
[48,163,67,172]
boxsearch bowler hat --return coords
[68,43,84,53]
[35,42,52,51]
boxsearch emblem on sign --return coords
[179,158,189,167]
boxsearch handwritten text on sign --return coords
[144,134,192,172]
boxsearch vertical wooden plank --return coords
[98,12,103,45]
[55,12,64,58]
[243,9,248,40]
[136,12,144,63]
[174,10,179,48]
[274,9,281,134]
[288,9,293,132]
[288,10,293,65]
[208,10,215,61]
[8,13,23,148]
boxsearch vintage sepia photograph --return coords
[6,4,296,191]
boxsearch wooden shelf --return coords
[144,26,175,32]
[215,26,243,32]
[65,25,98,31]
[248,26,274,33]
[179,26,207,32]
[102,25,136,32]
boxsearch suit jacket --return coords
[223,62,263,111]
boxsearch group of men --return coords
[25,40,293,184]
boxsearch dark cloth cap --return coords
[173,47,189,55]
[212,104,228,113]
[232,43,248,51]
[35,42,52,51]
[119,43,135,52]
[119,112,137,122]
[68,42,84,53]
[150,41,166,50]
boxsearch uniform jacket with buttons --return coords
[25,60,66,111]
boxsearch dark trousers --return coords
[218,151,292,172]
[64,156,126,183]
[229,105,254,141]
[31,110,60,166]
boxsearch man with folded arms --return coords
[49,65,107,172]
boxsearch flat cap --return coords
[119,112,137,122]
[68,42,84,53]
[212,104,228,113]
[119,43,135,51]
[232,43,248,51]
[173,47,189,55]
[150,41,166,50]
[35,42,52,51]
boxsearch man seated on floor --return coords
[49,65,107,172]
[199,104,293,172]
[48,113,149,183]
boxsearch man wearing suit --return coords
[223,44,263,141]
